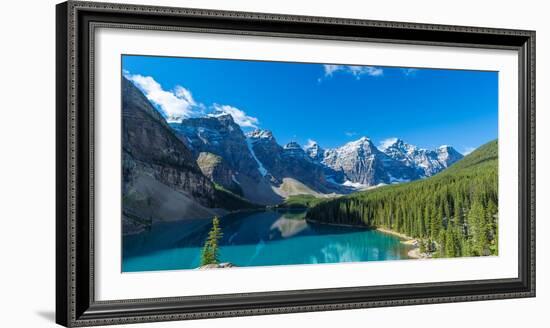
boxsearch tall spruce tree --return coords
[200,216,223,266]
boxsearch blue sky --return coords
[122,55,498,154]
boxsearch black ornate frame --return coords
[56,1,536,326]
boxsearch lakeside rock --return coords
[407,247,433,260]
[198,262,236,269]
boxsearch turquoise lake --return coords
[122,209,411,272]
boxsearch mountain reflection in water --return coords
[122,209,410,272]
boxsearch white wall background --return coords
[0,0,546,327]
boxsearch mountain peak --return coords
[304,140,325,162]
[345,136,375,149]
[211,113,235,124]
[247,129,274,140]
[380,138,414,152]
[437,144,461,156]
[284,141,302,150]
[282,141,310,160]
[437,145,463,167]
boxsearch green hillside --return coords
[213,184,264,211]
[276,194,330,209]
[306,140,498,258]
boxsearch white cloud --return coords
[348,66,384,78]
[174,85,196,106]
[345,131,358,137]
[322,64,384,79]
[402,68,419,76]
[125,73,197,122]
[323,65,341,77]
[211,104,259,128]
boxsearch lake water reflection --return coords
[122,209,411,272]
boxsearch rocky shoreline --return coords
[305,221,434,259]
[375,227,432,259]
[198,262,236,269]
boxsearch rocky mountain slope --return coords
[122,78,258,234]
[246,130,342,196]
[170,116,283,205]
[196,152,242,195]
[122,77,219,233]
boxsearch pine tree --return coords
[445,228,456,257]
[486,199,498,255]
[200,216,223,266]
[468,200,486,256]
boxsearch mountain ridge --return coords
[379,138,463,177]
[169,115,464,204]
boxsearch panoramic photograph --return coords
[121,55,498,272]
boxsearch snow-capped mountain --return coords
[170,115,283,205]
[283,141,313,161]
[320,137,420,187]
[169,114,463,202]
[380,138,463,177]
[437,145,464,168]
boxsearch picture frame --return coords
[56,1,535,326]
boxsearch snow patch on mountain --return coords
[247,129,274,139]
[246,138,268,176]
[342,180,370,190]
